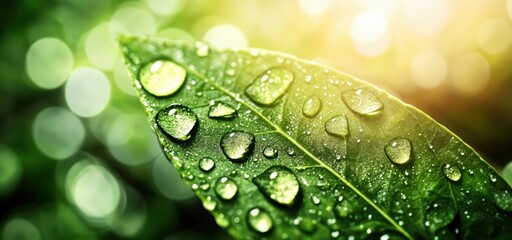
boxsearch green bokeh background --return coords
[1,0,512,239]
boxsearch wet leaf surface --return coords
[119,36,512,239]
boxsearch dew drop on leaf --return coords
[286,147,296,156]
[216,213,230,228]
[198,157,215,172]
[156,104,197,141]
[245,67,294,106]
[442,163,462,182]
[385,138,413,165]
[208,101,237,119]
[334,198,353,218]
[203,196,217,211]
[494,190,512,212]
[325,115,349,137]
[247,207,273,233]
[214,176,238,200]
[139,60,186,97]
[253,166,300,206]
[220,131,255,162]
[311,195,321,205]
[342,89,383,115]
[294,217,317,234]
[302,95,322,117]
[262,145,278,159]
[195,42,209,57]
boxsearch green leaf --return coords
[118,36,512,239]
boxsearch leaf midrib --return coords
[175,55,413,239]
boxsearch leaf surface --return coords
[119,36,512,239]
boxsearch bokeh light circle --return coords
[298,0,331,16]
[0,145,22,196]
[66,161,121,221]
[114,59,137,96]
[33,107,85,160]
[410,51,447,89]
[350,10,391,57]
[26,37,73,89]
[65,67,111,118]
[402,0,449,35]
[508,0,512,20]
[146,0,186,17]
[152,154,195,201]
[203,24,248,48]
[450,52,490,95]
[477,18,512,55]
[110,5,156,36]
[2,218,41,240]
[85,22,117,70]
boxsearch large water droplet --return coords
[199,157,215,172]
[494,190,512,212]
[334,198,353,218]
[208,101,237,119]
[253,166,300,206]
[195,42,210,57]
[245,67,294,106]
[302,96,322,117]
[325,115,349,137]
[262,146,278,159]
[247,207,273,233]
[220,131,255,162]
[385,138,413,165]
[442,163,461,182]
[139,60,186,97]
[156,104,197,141]
[342,89,383,115]
[214,177,238,200]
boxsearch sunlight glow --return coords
[402,0,449,35]
[350,10,391,57]
[411,51,447,89]
[477,18,512,55]
[451,52,490,95]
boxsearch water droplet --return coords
[245,67,294,106]
[247,207,273,233]
[385,138,413,165]
[208,101,237,119]
[139,60,186,97]
[489,174,497,183]
[334,198,353,218]
[214,177,238,200]
[311,196,321,205]
[195,42,209,57]
[442,163,462,182]
[494,190,512,212]
[253,166,300,206]
[203,196,217,211]
[199,157,215,172]
[286,147,296,156]
[325,115,349,137]
[342,89,383,115]
[220,131,255,162]
[331,231,340,238]
[215,213,230,228]
[262,146,278,159]
[156,104,197,141]
[302,96,322,117]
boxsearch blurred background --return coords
[1,0,512,239]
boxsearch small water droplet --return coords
[226,68,236,76]
[311,196,321,205]
[489,174,497,183]
[220,131,255,162]
[262,146,278,159]
[215,213,230,228]
[294,217,317,234]
[331,231,340,238]
[302,96,322,117]
[325,115,349,137]
[253,166,300,206]
[385,138,413,165]
[214,177,238,200]
[208,101,237,119]
[199,157,215,172]
[442,163,462,182]
[156,104,197,141]
[342,89,383,115]
[286,147,296,156]
[195,42,209,57]
[334,198,353,218]
[245,67,294,106]
[494,190,512,212]
[247,207,273,233]
[139,60,187,97]
[203,196,217,211]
